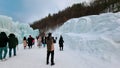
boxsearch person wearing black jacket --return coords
[0,32,8,60]
[8,33,18,57]
[27,35,34,49]
[59,35,64,51]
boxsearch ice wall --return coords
[54,12,120,60]
[0,15,39,43]
[55,12,120,42]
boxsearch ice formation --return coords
[54,12,120,61]
[0,15,39,43]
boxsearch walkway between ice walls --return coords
[53,12,120,61]
[0,15,39,43]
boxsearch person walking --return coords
[23,37,27,49]
[8,33,18,57]
[0,32,8,61]
[37,35,42,48]
[59,35,64,51]
[42,36,46,47]
[46,32,55,66]
[27,35,34,49]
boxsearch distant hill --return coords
[30,0,120,32]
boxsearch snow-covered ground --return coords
[0,42,120,68]
[0,42,84,68]
[1,12,120,68]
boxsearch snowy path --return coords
[0,43,120,68]
[0,44,82,68]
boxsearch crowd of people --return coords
[0,31,64,66]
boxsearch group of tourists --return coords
[0,31,65,66]
[22,32,64,66]
[23,35,35,49]
[0,32,18,61]
[23,34,48,49]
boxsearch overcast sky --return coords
[0,0,90,23]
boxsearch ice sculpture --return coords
[0,15,39,43]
